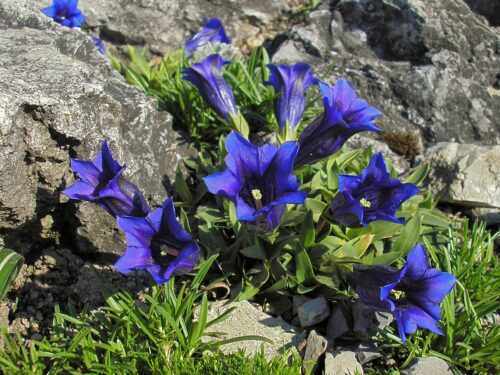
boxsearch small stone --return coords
[401,356,453,375]
[202,300,306,360]
[354,341,381,365]
[326,302,351,340]
[352,301,393,340]
[35,312,43,321]
[292,295,311,315]
[324,350,364,375]
[303,330,328,373]
[297,296,330,327]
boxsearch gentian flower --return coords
[92,36,106,55]
[294,79,382,167]
[42,0,85,28]
[204,132,306,234]
[62,141,150,217]
[266,63,317,131]
[185,18,230,57]
[115,198,200,284]
[348,244,456,342]
[182,54,237,121]
[326,153,418,227]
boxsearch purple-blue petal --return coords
[163,241,200,281]
[203,169,240,199]
[185,17,230,56]
[62,181,95,199]
[266,63,316,130]
[182,54,237,120]
[329,191,366,227]
[114,247,152,274]
[116,215,155,248]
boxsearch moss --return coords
[382,131,422,159]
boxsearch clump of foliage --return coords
[0,257,303,374]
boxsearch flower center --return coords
[360,198,371,208]
[391,290,406,300]
[160,244,179,257]
[252,189,263,210]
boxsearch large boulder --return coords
[31,0,297,54]
[422,143,500,208]
[272,0,500,149]
[0,0,186,256]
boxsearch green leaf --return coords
[370,252,403,265]
[299,211,315,249]
[0,249,23,300]
[392,212,422,255]
[239,245,267,260]
[404,163,429,186]
[296,246,315,284]
[304,198,327,221]
[175,165,193,204]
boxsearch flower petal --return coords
[114,247,152,274]
[116,215,155,248]
[329,191,365,227]
[203,168,240,199]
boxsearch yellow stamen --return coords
[252,189,263,201]
[391,290,406,300]
[360,198,371,208]
[160,245,178,257]
[252,189,263,210]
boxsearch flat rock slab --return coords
[0,0,186,255]
[424,143,500,208]
[325,350,364,375]
[401,356,453,375]
[204,300,306,361]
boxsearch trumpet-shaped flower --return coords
[266,63,317,131]
[182,54,237,121]
[295,79,381,167]
[204,132,306,234]
[327,153,418,227]
[42,0,85,28]
[115,198,200,284]
[348,244,456,342]
[185,18,230,57]
[62,141,149,217]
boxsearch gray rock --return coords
[423,143,500,208]
[352,301,393,340]
[272,0,500,147]
[303,330,328,373]
[326,302,351,340]
[31,0,293,54]
[0,0,186,256]
[470,207,500,225]
[324,350,364,375]
[401,356,453,375]
[354,341,381,365]
[292,295,311,316]
[203,300,306,361]
[297,296,330,327]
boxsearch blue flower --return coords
[115,198,200,284]
[327,153,418,227]
[92,36,106,55]
[182,54,238,121]
[42,0,85,28]
[204,132,306,234]
[348,244,456,342]
[266,63,317,131]
[185,18,230,57]
[62,141,150,217]
[295,79,382,167]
